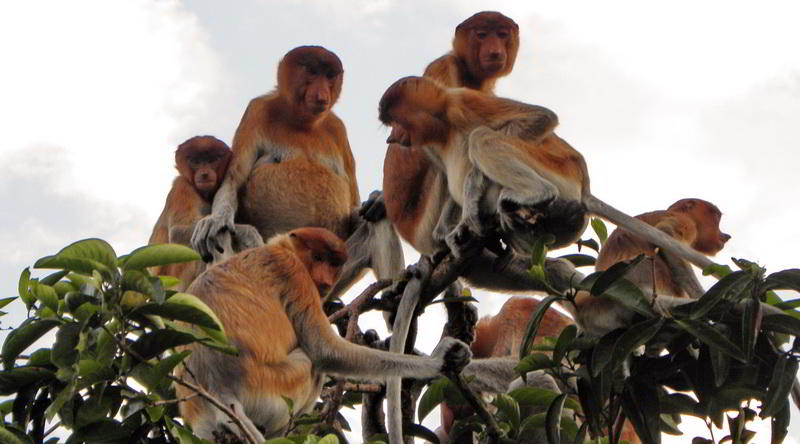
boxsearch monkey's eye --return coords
[312,253,324,262]
[326,71,337,79]
[476,31,488,39]
[497,30,509,39]
[307,66,319,76]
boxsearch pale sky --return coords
[1,1,798,442]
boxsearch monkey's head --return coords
[175,135,232,201]
[668,198,731,256]
[454,11,519,81]
[288,227,347,296]
[379,76,450,148]
[278,46,343,124]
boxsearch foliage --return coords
[0,239,340,443]
[512,220,800,444]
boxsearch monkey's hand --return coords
[359,190,386,222]
[431,337,471,375]
[232,223,264,250]
[191,214,235,263]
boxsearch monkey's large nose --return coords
[721,232,731,242]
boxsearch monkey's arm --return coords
[293,292,470,380]
[191,125,261,261]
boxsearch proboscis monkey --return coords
[148,136,260,290]
[382,10,520,262]
[438,297,571,442]
[379,14,526,442]
[175,227,471,441]
[378,76,718,272]
[575,198,730,336]
[190,46,403,298]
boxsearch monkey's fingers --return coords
[359,190,386,222]
[433,337,472,375]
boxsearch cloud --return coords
[0,0,227,221]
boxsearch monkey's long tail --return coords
[386,258,434,444]
[583,194,715,271]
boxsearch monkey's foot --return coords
[432,337,472,375]
[359,190,386,222]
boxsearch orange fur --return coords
[379,76,589,249]
[229,46,359,241]
[148,136,230,289]
[383,12,518,255]
[594,198,729,297]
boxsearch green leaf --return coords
[494,393,520,431]
[557,254,596,268]
[519,295,563,359]
[52,323,81,368]
[403,423,438,444]
[122,243,201,271]
[132,299,222,332]
[576,238,600,252]
[621,379,661,444]
[0,367,55,395]
[658,393,705,418]
[46,379,76,421]
[129,330,199,361]
[552,324,577,365]
[760,314,800,336]
[591,329,625,377]
[761,356,798,417]
[709,346,730,388]
[741,296,762,361]
[40,269,71,286]
[418,377,449,422]
[66,418,134,443]
[770,399,790,444]
[579,272,653,317]
[34,238,117,275]
[675,319,748,363]
[590,218,608,246]
[509,386,581,413]
[162,320,237,355]
[515,353,557,377]
[131,350,191,392]
[2,319,61,369]
[121,270,159,300]
[763,269,800,292]
[18,268,34,308]
[589,255,646,296]
[0,297,16,310]
[610,317,665,370]
[690,271,750,319]
[0,426,25,444]
[545,393,567,444]
[33,283,59,313]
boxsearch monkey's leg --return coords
[445,167,495,257]
[328,212,404,300]
[660,250,705,299]
[467,127,559,236]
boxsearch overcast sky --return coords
[1,1,798,442]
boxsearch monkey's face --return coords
[298,65,343,116]
[471,27,512,76]
[672,198,730,255]
[192,165,219,195]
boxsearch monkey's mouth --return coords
[482,59,506,73]
[195,180,216,191]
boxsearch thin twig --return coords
[448,372,503,443]
[152,391,201,406]
[328,279,392,323]
[101,325,260,444]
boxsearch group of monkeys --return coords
[146,11,733,443]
